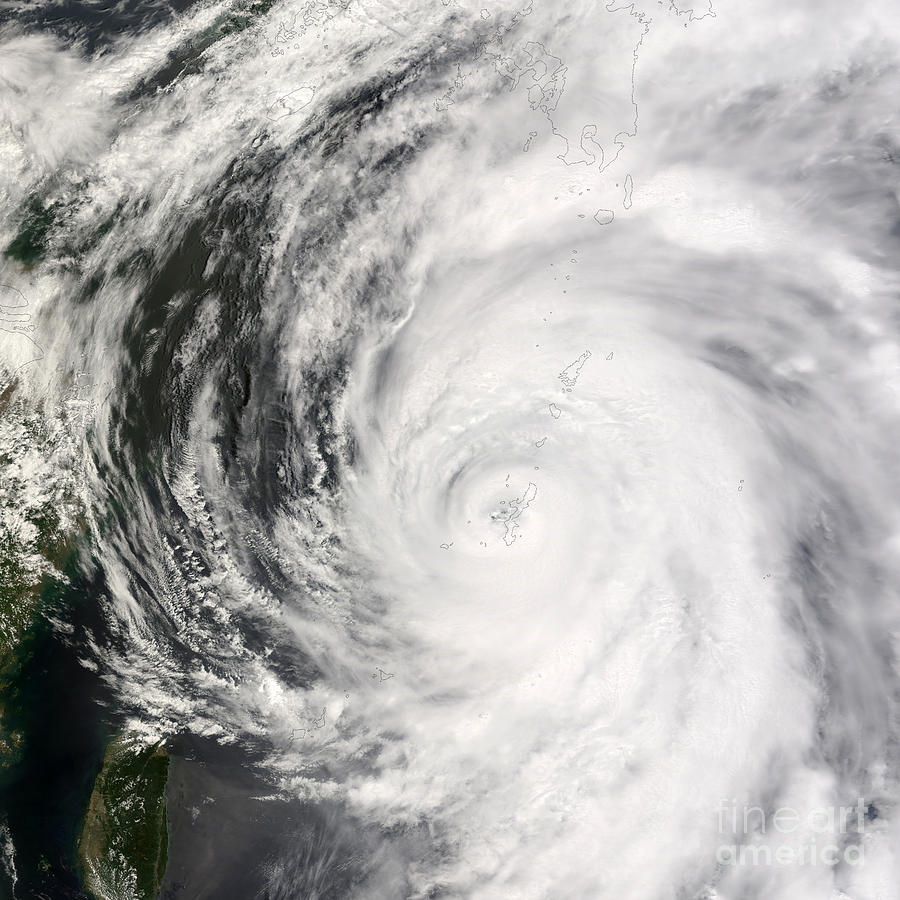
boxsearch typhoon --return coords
[1,0,900,897]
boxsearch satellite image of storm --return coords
[2,0,900,897]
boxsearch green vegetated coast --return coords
[0,374,171,896]
[78,735,170,900]
[0,377,83,767]
[2,195,61,267]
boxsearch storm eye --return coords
[489,500,509,521]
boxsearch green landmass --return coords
[0,376,172,897]
[3,196,61,266]
[0,531,31,763]
[219,0,280,36]
[78,735,170,900]
[0,378,85,766]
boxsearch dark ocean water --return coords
[0,558,112,900]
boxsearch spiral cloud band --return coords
[2,0,900,896]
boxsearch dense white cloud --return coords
[2,0,900,895]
